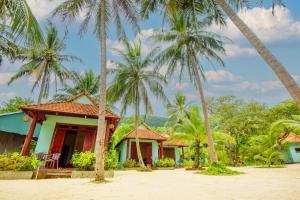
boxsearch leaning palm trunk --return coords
[94,0,107,181]
[37,63,47,104]
[189,51,218,163]
[135,91,146,168]
[215,0,300,108]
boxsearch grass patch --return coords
[256,165,285,168]
[90,179,111,184]
[197,163,243,176]
[137,167,152,172]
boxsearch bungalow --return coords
[282,133,300,164]
[19,93,120,167]
[117,123,186,166]
[0,112,41,153]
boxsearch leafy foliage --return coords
[0,97,33,114]
[71,151,95,171]
[200,163,243,176]
[0,152,39,171]
[155,158,175,168]
[123,159,139,168]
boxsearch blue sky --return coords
[0,0,299,116]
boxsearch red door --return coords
[49,128,65,154]
[131,142,138,161]
[82,130,96,152]
[146,145,152,165]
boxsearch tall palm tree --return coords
[8,21,78,104]
[152,14,225,163]
[165,92,191,126]
[172,106,206,167]
[107,40,168,168]
[214,0,300,108]
[140,0,300,108]
[53,0,139,181]
[54,70,100,100]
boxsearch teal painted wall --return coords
[118,140,127,164]
[287,144,300,163]
[0,112,41,137]
[175,147,181,164]
[119,139,159,164]
[35,115,98,153]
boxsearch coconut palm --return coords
[53,0,139,181]
[0,0,42,56]
[141,0,300,108]
[152,14,225,163]
[54,70,100,100]
[8,21,78,104]
[172,106,206,168]
[107,40,168,168]
[165,92,192,126]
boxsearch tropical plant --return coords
[172,106,206,168]
[272,115,300,134]
[152,14,225,163]
[155,157,175,168]
[0,152,39,171]
[107,40,168,168]
[0,96,33,114]
[8,21,78,104]
[54,70,100,100]
[71,151,95,171]
[254,148,283,167]
[123,159,139,168]
[165,93,191,126]
[53,0,139,181]
[200,162,242,176]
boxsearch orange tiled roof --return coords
[163,140,188,147]
[20,93,120,119]
[124,129,166,141]
[282,133,300,144]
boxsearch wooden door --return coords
[49,128,65,154]
[82,130,96,152]
[146,144,152,165]
[130,142,138,161]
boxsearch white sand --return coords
[0,164,299,200]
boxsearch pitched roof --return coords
[163,140,188,147]
[20,93,120,119]
[282,133,300,144]
[122,123,166,141]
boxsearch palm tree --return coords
[8,21,78,104]
[107,40,168,168]
[0,0,42,60]
[54,70,100,100]
[152,14,225,163]
[172,106,206,168]
[165,92,191,126]
[53,0,139,181]
[141,0,300,108]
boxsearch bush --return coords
[71,151,95,171]
[155,158,175,168]
[200,163,243,176]
[183,159,194,168]
[0,152,39,171]
[137,167,152,172]
[104,150,119,170]
[123,159,139,168]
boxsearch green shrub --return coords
[200,163,243,176]
[71,151,95,171]
[137,167,152,172]
[155,158,175,168]
[104,150,119,170]
[123,159,139,168]
[183,159,194,168]
[0,152,39,171]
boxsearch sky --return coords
[0,0,299,116]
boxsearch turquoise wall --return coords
[287,144,300,163]
[35,115,98,153]
[0,112,41,137]
[119,139,159,164]
[175,147,181,164]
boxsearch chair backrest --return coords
[52,153,61,160]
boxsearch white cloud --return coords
[27,0,62,20]
[210,6,300,44]
[204,70,241,83]
[0,72,14,85]
[224,44,256,58]
[0,92,16,98]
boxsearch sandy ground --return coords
[0,164,299,200]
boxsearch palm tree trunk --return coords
[190,58,218,163]
[135,88,146,168]
[215,0,300,108]
[94,0,107,181]
[37,64,47,104]
[194,141,200,168]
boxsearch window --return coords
[295,147,300,153]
